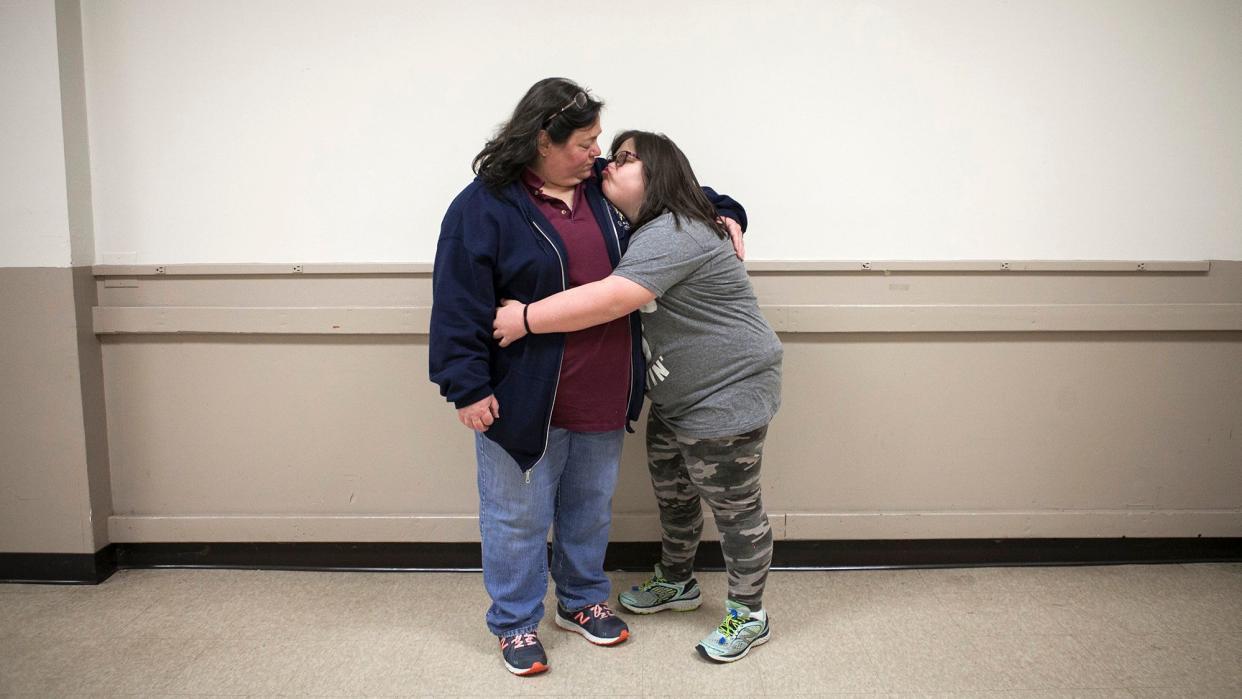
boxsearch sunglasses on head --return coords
[542,91,588,129]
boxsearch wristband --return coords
[522,303,533,335]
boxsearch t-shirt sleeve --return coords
[612,218,716,297]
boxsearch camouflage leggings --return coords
[646,411,773,608]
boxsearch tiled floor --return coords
[1,563,1240,697]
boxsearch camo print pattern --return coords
[646,411,773,608]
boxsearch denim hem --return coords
[556,597,610,613]
[493,621,541,638]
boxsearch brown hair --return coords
[472,78,604,190]
[610,130,726,238]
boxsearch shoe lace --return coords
[589,603,614,619]
[506,632,538,649]
[716,609,746,640]
[638,575,669,592]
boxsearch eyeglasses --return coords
[542,91,588,128]
[609,150,640,168]
[609,150,641,167]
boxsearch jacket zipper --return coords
[529,218,567,481]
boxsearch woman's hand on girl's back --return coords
[720,217,745,260]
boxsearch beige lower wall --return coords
[4,263,1240,554]
[0,267,109,553]
[91,261,1242,544]
[98,331,1242,542]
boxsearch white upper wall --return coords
[81,0,1242,263]
[1,0,71,267]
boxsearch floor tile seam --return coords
[930,597,1124,623]
[1033,631,1131,673]
[104,596,164,630]
[853,629,1086,643]
[950,632,1118,643]
[285,636,436,687]
[1002,631,1136,680]
[154,637,231,695]
[1061,630,1242,678]
[917,581,1049,601]
[859,633,1123,692]
[1074,628,1242,642]
[153,692,250,697]
[1118,680,1242,690]
[1058,628,1232,670]
[1120,682,1242,690]
[1002,680,1139,691]
[833,627,894,694]
[51,637,189,696]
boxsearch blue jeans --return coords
[475,427,624,636]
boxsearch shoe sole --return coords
[618,594,703,615]
[695,626,771,664]
[504,660,549,676]
[553,613,630,646]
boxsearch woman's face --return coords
[536,119,602,188]
[602,138,645,219]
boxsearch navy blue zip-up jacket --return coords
[430,159,746,471]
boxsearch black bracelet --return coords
[522,303,533,335]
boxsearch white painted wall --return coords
[80,0,1242,264]
[1,0,71,268]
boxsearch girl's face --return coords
[535,119,602,188]
[602,138,645,219]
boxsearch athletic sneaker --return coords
[618,563,703,614]
[695,600,770,663]
[554,601,630,645]
[498,630,548,676]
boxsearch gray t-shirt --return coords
[613,212,782,438]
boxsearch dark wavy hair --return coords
[610,130,727,239]
[472,78,604,190]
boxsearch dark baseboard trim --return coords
[0,546,117,584]
[761,537,1242,569]
[4,538,1239,584]
[115,542,483,572]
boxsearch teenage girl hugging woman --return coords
[493,129,782,663]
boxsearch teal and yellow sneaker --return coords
[695,600,770,663]
[618,563,702,614]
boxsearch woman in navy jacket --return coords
[429,78,745,676]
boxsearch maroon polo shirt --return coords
[522,169,630,432]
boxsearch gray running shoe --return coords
[695,600,770,663]
[618,563,702,614]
